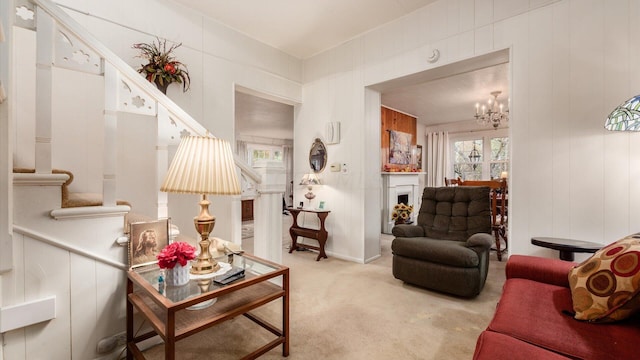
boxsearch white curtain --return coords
[426,131,449,187]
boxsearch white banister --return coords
[234,154,261,184]
[156,104,170,219]
[13,224,128,270]
[103,62,118,206]
[34,7,54,174]
[31,0,261,184]
[31,0,208,140]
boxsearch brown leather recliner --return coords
[391,186,493,297]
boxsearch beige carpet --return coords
[141,216,506,359]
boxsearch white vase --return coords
[165,263,190,286]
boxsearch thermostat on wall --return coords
[330,163,341,172]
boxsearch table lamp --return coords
[300,173,320,202]
[160,136,241,275]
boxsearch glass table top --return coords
[132,254,280,306]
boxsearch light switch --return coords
[330,163,341,172]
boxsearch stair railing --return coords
[17,0,261,217]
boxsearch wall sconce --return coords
[605,94,640,131]
[300,173,320,202]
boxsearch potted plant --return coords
[132,37,191,93]
[157,241,196,286]
[391,203,413,225]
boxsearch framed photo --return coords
[317,201,326,210]
[129,218,170,269]
[389,130,412,165]
[416,144,423,170]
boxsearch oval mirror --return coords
[309,138,327,173]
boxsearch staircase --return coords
[0,0,275,359]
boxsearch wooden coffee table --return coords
[531,237,602,261]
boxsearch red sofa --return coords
[473,255,640,359]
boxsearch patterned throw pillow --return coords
[568,234,640,322]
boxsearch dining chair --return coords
[458,179,508,261]
[444,177,462,186]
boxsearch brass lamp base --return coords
[190,239,220,274]
[190,195,221,275]
[304,186,315,200]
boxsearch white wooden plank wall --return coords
[299,0,640,261]
[5,0,640,359]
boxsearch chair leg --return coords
[499,226,508,257]
[493,227,502,261]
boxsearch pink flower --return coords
[156,241,196,269]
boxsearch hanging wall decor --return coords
[389,130,412,165]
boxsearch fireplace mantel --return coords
[381,172,425,175]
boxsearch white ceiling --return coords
[174,0,509,138]
[235,91,294,139]
[381,63,510,126]
[171,0,439,59]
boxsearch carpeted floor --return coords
[141,215,506,359]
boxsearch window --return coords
[451,131,509,180]
[490,137,509,179]
[247,144,284,166]
[453,139,483,180]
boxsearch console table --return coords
[126,253,289,359]
[287,208,330,261]
[531,236,602,261]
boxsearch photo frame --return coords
[416,144,423,170]
[317,201,326,210]
[128,218,170,269]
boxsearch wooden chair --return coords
[444,177,462,186]
[458,179,508,261]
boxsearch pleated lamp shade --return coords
[161,136,241,195]
[299,173,320,186]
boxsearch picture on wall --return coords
[389,130,412,165]
[129,218,170,269]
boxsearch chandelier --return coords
[474,91,509,129]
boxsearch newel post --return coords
[253,161,286,264]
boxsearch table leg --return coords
[126,279,133,360]
[288,211,300,253]
[316,238,328,261]
[559,251,575,261]
[283,269,290,356]
[288,232,298,254]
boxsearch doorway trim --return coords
[363,48,513,261]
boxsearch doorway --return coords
[233,85,296,253]
[366,49,512,257]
